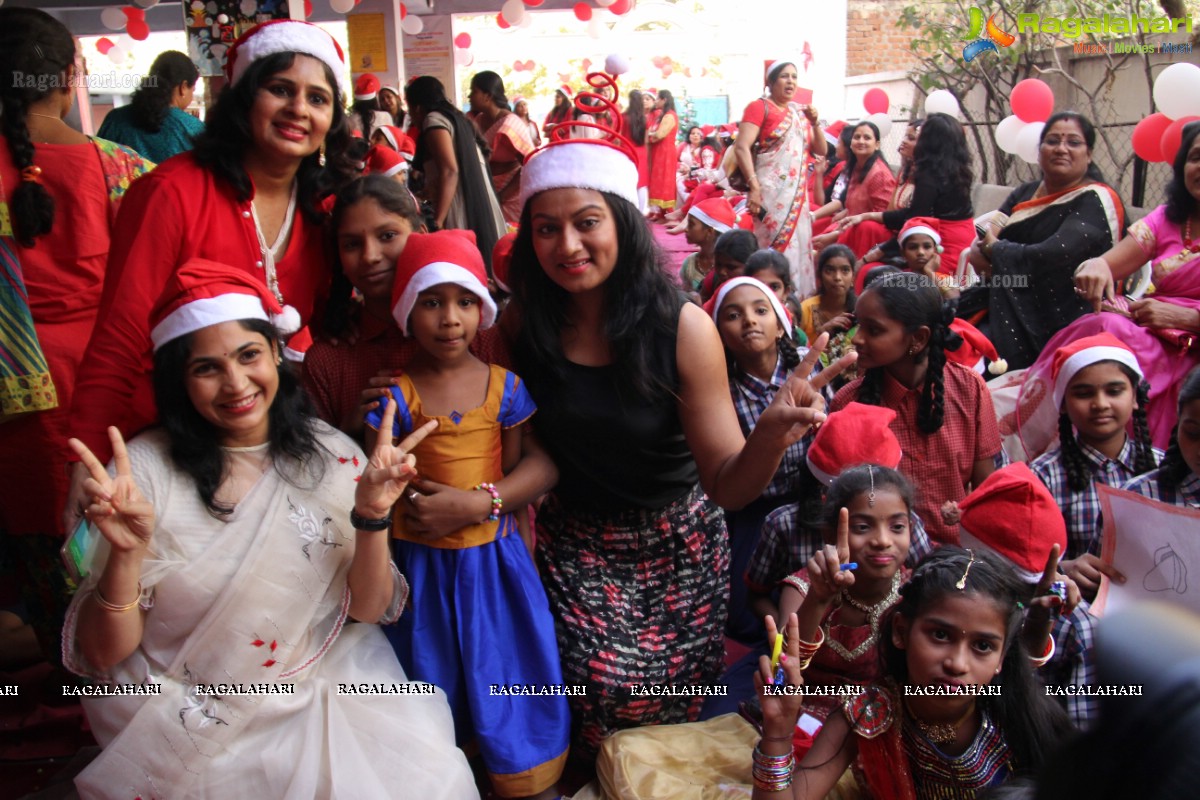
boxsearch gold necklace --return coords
[825,571,902,662]
[905,699,976,745]
[27,112,63,121]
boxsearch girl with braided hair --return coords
[831,271,1001,544]
[1029,334,1160,603]
[0,7,151,665]
[1122,365,1200,508]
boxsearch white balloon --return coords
[101,6,125,30]
[604,53,630,75]
[924,89,960,118]
[191,0,204,8]
[519,10,534,28]
[501,0,525,25]
[453,47,473,66]
[134,0,160,7]
[994,114,1025,154]
[595,0,616,5]
[330,0,354,13]
[108,45,127,64]
[1153,62,1200,121]
[401,15,424,34]
[117,34,135,48]
[866,112,892,138]
[587,17,604,38]
[217,13,229,24]
[1015,121,1045,164]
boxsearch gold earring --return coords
[318,143,326,167]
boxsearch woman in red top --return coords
[646,89,679,219]
[828,121,897,261]
[542,85,573,138]
[65,20,358,532]
[0,7,152,663]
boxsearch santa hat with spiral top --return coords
[354,73,381,101]
[1050,333,1143,412]
[518,72,640,210]
[806,402,902,485]
[149,259,294,351]
[224,19,348,97]
[898,216,943,253]
[365,145,406,178]
[705,276,793,338]
[958,463,1067,583]
[390,230,497,336]
[947,318,1008,376]
[688,197,737,234]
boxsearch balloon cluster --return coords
[1131,63,1200,164]
[862,88,891,138]
[100,4,153,58]
[498,0,629,35]
[993,78,1054,164]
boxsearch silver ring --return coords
[406,491,418,502]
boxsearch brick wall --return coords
[846,0,921,76]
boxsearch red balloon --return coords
[454,32,472,48]
[497,12,511,28]
[122,6,144,21]
[96,37,115,55]
[1160,115,1200,164]
[399,3,407,19]
[303,0,312,17]
[573,3,592,21]
[1131,112,1172,162]
[525,0,545,5]
[609,0,632,14]
[1010,79,1054,123]
[863,88,889,115]
[127,20,150,41]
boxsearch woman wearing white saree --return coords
[63,259,478,799]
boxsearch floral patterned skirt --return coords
[535,484,729,764]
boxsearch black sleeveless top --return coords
[526,297,700,513]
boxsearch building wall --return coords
[846,0,920,76]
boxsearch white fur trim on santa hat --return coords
[898,224,941,246]
[150,294,270,351]
[518,141,639,209]
[805,453,838,487]
[1052,345,1142,411]
[689,205,733,233]
[382,162,407,177]
[391,262,498,336]
[766,60,795,84]
[379,127,399,150]
[959,529,1043,584]
[711,276,793,338]
[229,21,348,97]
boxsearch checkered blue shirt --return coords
[729,354,808,500]
[1041,602,1099,729]
[1122,468,1200,508]
[1031,438,1163,559]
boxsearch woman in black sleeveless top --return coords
[504,83,852,773]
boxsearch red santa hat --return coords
[958,463,1067,584]
[492,231,517,294]
[518,73,639,209]
[765,60,796,86]
[390,230,497,336]
[149,258,290,351]
[557,84,573,99]
[354,73,381,101]
[1050,333,1142,412]
[380,83,400,97]
[823,120,846,146]
[947,318,1007,376]
[377,125,416,160]
[705,276,792,338]
[365,145,406,178]
[225,20,348,98]
[688,197,736,234]
[806,402,901,485]
[898,216,943,252]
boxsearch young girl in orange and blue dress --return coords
[365,230,567,800]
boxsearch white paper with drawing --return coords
[1093,484,1200,616]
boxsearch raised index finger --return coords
[789,332,829,383]
[67,436,111,486]
[1038,543,1062,591]
[836,507,850,562]
[108,426,133,478]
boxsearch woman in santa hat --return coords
[65,19,359,533]
[349,72,395,141]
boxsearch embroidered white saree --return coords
[63,423,478,799]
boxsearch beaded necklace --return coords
[249,183,298,306]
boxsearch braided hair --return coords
[855,272,960,434]
[880,547,1072,776]
[1057,363,1157,492]
[1160,366,1200,485]
[0,7,76,246]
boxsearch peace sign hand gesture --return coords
[758,332,858,447]
[807,507,855,605]
[67,427,154,555]
[355,397,438,520]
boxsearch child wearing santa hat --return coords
[364,230,567,799]
[351,72,393,140]
[678,197,738,295]
[1029,333,1159,602]
[959,462,1098,728]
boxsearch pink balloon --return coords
[1160,115,1200,164]
[497,12,510,28]
[96,37,115,55]
[1010,79,1054,123]
[863,88,889,116]
[573,3,592,21]
[454,32,472,48]
[1131,113,1172,162]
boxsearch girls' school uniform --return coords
[367,365,568,798]
[1122,467,1200,509]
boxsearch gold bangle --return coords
[94,583,143,613]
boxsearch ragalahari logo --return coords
[963,8,1016,62]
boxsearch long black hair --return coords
[820,464,915,535]
[405,75,500,269]
[856,272,960,434]
[1039,111,1106,184]
[152,319,324,517]
[470,70,511,112]
[510,191,680,403]
[131,50,199,133]
[1165,121,1200,225]
[898,119,923,184]
[881,547,1073,776]
[0,7,75,246]
[1057,362,1156,492]
[191,51,357,224]
[325,175,424,338]
[912,112,972,200]
[624,89,647,145]
[657,89,676,115]
[845,121,888,184]
[1160,366,1200,484]
[816,243,858,310]
[714,277,800,380]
